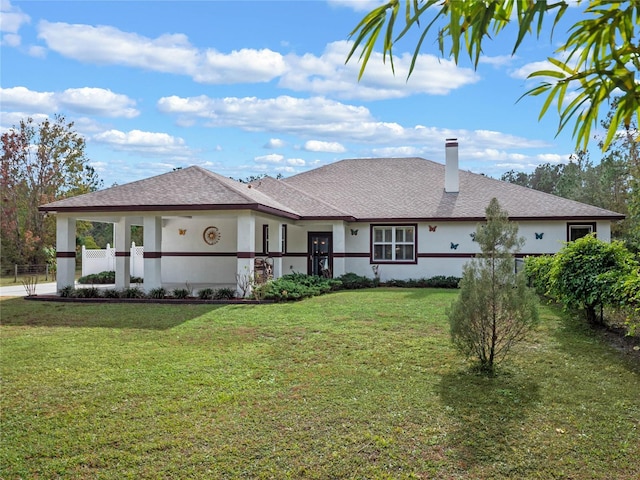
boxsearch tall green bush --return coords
[547,235,638,325]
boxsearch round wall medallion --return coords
[203,226,221,245]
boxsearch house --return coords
[40,139,625,295]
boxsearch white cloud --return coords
[2,33,20,46]
[0,0,30,34]
[264,138,285,149]
[38,22,200,74]
[92,129,192,158]
[281,40,479,100]
[371,146,423,157]
[0,111,48,132]
[327,0,385,12]
[254,153,284,164]
[35,21,476,99]
[510,60,552,80]
[0,86,139,118]
[196,48,286,83]
[287,158,305,166]
[479,55,516,68]
[58,88,139,118]
[158,94,550,151]
[27,45,46,58]
[0,86,56,111]
[37,21,284,84]
[304,140,346,153]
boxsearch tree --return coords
[547,234,638,325]
[0,115,101,266]
[448,198,539,374]
[347,0,639,151]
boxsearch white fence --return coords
[82,243,144,278]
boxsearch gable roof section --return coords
[278,157,624,221]
[250,176,353,219]
[39,166,299,218]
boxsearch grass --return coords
[0,270,81,287]
[1,288,638,479]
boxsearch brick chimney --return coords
[445,138,459,193]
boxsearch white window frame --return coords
[567,222,596,242]
[371,224,417,263]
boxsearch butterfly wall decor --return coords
[428,225,437,232]
[469,232,476,241]
[535,232,544,239]
[350,229,359,236]
[450,242,459,250]
[178,228,187,236]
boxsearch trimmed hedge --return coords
[384,275,460,289]
[78,271,143,284]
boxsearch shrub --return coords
[171,288,191,299]
[336,272,377,289]
[214,288,236,300]
[197,288,215,300]
[424,276,460,288]
[59,285,76,298]
[77,271,143,285]
[75,286,101,298]
[102,288,121,298]
[260,274,340,301]
[612,269,640,335]
[548,235,638,325]
[385,276,460,288]
[524,255,555,296]
[148,287,167,299]
[121,287,145,299]
[78,271,115,284]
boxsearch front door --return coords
[308,232,332,277]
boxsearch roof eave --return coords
[39,203,301,220]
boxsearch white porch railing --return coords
[82,242,144,278]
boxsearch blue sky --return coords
[1,0,595,187]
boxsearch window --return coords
[371,225,416,263]
[281,224,287,254]
[262,224,269,254]
[568,223,596,242]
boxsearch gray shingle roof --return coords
[39,166,299,217]
[40,159,624,221]
[274,157,624,220]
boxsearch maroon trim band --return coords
[237,252,255,258]
[162,252,236,257]
[56,251,76,258]
[144,252,162,258]
[418,253,475,258]
[115,252,131,257]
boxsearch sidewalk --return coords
[0,282,58,297]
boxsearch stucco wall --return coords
[160,216,238,283]
[102,214,614,284]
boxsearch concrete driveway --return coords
[0,282,58,297]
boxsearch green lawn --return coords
[1,289,638,479]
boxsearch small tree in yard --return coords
[448,198,539,374]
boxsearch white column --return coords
[56,216,76,294]
[332,221,346,277]
[143,215,162,292]
[236,213,255,297]
[114,217,132,289]
[271,223,284,279]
